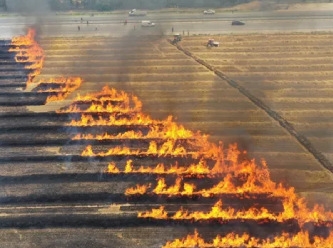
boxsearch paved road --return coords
[1,10,333,38]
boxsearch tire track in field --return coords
[169,40,333,174]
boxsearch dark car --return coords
[231,20,245,25]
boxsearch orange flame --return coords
[147,120,195,140]
[81,145,140,156]
[138,206,168,219]
[74,131,144,140]
[106,143,273,177]
[163,230,333,248]
[106,162,120,173]
[72,121,196,141]
[163,230,208,248]
[125,173,288,197]
[68,112,157,127]
[81,140,190,157]
[139,197,333,226]
[57,85,333,243]
[278,196,333,225]
[36,77,82,103]
[106,159,213,176]
[146,140,188,157]
[74,86,132,102]
[58,86,142,114]
[62,87,200,143]
[139,199,278,221]
[152,177,196,195]
[11,29,36,46]
[123,147,299,198]
[10,28,45,85]
[125,183,151,195]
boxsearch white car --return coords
[203,9,215,14]
[129,9,147,16]
[141,20,155,27]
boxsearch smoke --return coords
[7,0,50,14]
[67,21,169,95]
[7,0,52,37]
[111,25,166,93]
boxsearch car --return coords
[203,9,215,14]
[231,20,245,25]
[129,9,147,16]
[141,20,155,27]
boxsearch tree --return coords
[166,0,177,8]
[49,0,72,10]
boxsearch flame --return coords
[11,29,36,46]
[138,206,168,219]
[278,196,333,225]
[12,30,333,247]
[62,87,199,141]
[152,178,196,195]
[36,77,82,102]
[10,28,45,84]
[106,159,213,176]
[75,86,132,102]
[148,119,195,140]
[56,85,333,244]
[81,140,190,157]
[139,199,278,221]
[126,173,283,197]
[70,114,202,145]
[58,86,142,113]
[81,145,139,156]
[139,197,333,226]
[68,112,157,127]
[125,183,151,195]
[123,149,299,198]
[146,140,188,157]
[9,29,79,103]
[163,230,333,248]
[133,155,333,225]
[106,144,271,177]
[106,162,120,173]
[72,121,196,141]
[73,131,144,140]
[163,230,207,248]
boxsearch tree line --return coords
[2,0,329,12]
[0,0,255,11]
[49,0,253,11]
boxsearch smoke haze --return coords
[7,0,50,14]
[7,0,51,37]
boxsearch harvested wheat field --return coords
[0,29,333,247]
[181,32,333,189]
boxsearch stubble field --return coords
[1,31,333,247]
[36,34,333,198]
[180,33,333,167]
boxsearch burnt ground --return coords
[0,34,333,248]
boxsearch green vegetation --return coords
[4,0,333,12]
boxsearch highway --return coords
[0,10,333,38]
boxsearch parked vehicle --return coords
[141,20,155,27]
[207,39,219,47]
[171,34,182,44]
